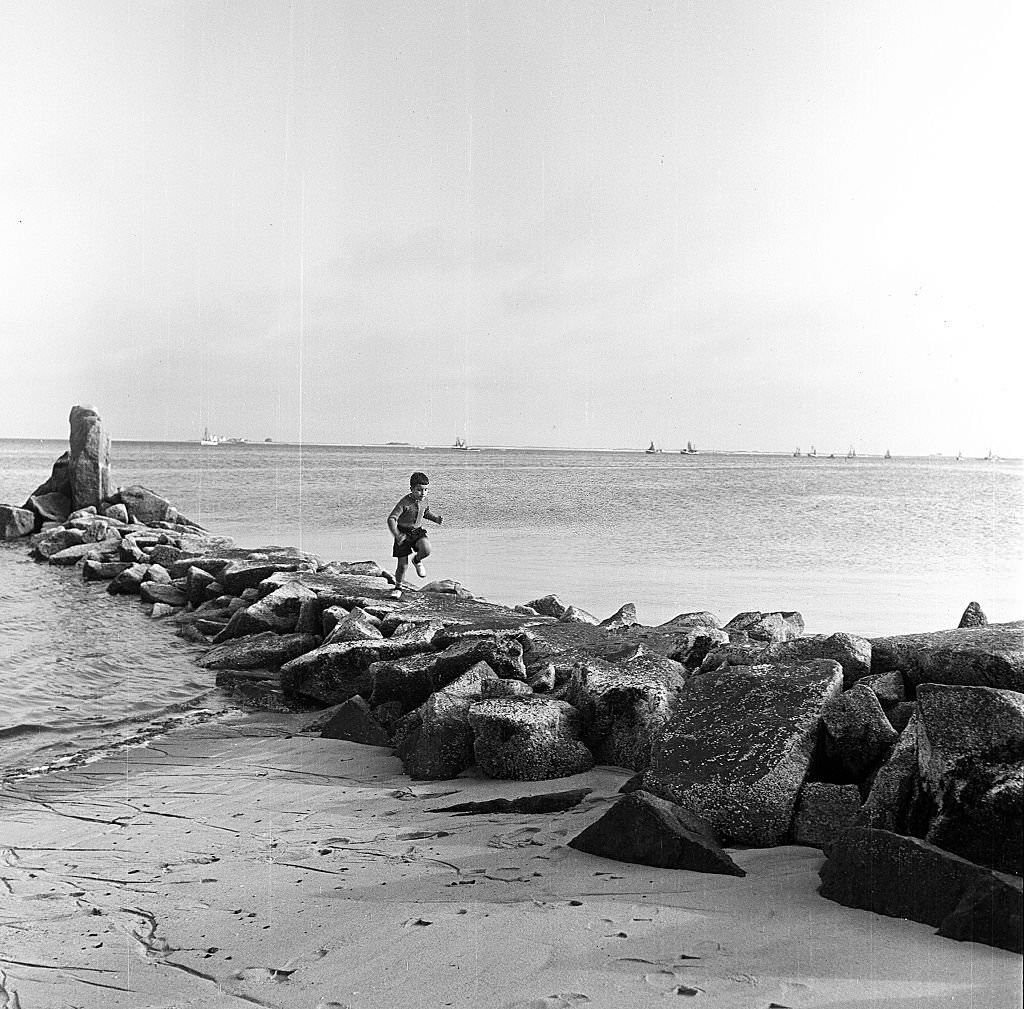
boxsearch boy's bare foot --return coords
[414,560,427,578]
[388,588,403,599]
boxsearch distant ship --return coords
[884,449,892,459]
[847,446,857,459]
[200,428,220,446]
[452,436,468,451]
[793,446,801,457]
[645,440,662,454]
[809,446,817,458]
[680,441,698,455]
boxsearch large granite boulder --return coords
[568,790,745,876]
[599,602,638,629]
[468,696,594,781]
[280,634,441,707]
[199,631,319,671]
[524,594,569,619]
[821,682,898,783]
[67,405,112,511]
[25,491,71,528]
[430,635,528,684]
[819,827,1022,953]
[213,582,318,641]
[24,450,71,502]
[916,684,1024,874]
[394,691,476,779]
[723,610,804,643]
[854,711,922,834]
[793,782,862,849]
[958,601,988,628]
[317,696,391,747]
[140,582,187,607]
[31,527,86,559]
[322,608,385,644]
[640,659,844,845]
[564,654,687,772]
[369,653,444,713]
[869,622,1024,690]
[0,505,36,540]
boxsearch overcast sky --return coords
[2,1,1020,455]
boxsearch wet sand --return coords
[1,712,1020,1009]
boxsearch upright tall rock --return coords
[68,405,112,511]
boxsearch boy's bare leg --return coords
[393,556,408,594]
[412,538,431,577]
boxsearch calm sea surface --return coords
[2,438,1021,774]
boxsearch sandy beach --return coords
[2,711,1019,1009]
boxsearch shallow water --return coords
[1,438,1021,773]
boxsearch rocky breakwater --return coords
[2,411,1021,954]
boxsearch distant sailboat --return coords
[645,440,661,454]
[793,446,801,457]
[200,427,220,446]
[956,449,962,461]
[809,446,817,458]
[680,441,698,455]
[884,449,892,459]
[847,446,857,459]
[453,436,468,450]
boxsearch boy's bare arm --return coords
[386,502,403,539]
[425,506,443,525]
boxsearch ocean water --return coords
[1,438,1021,774]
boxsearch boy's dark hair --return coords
[410,471,429,488]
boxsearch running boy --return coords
[386,471,443,598]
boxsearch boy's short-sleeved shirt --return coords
[388,493,437,529]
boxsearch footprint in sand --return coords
[504,994,591,1009]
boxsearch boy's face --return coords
[411,483,428,501]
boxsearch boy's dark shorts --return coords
[393,527,427,558]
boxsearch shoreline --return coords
[2,712,1019,1009]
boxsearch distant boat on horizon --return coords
[453,436,468,450]
[884,448,892,459]
[809,446,817,458]
[793,446,801,457]
[645,440,662,454]
[680,440,698,455]
[847,446,857,459]
[200,427,220,446]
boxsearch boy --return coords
[386,471,443,598]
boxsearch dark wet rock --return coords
[106,562,149,595]
[762,632,872,688]
[928,758,1023,876]
[199,631,320,671]
[220,560,300,596]
[82,559,133,581]
[395,692,475,780]
[599,603,638,629]
[280,635,442,707]
[565,654,687,772]
[468,696,594,781]
[916,683,1024,875]
[213,670,294,711]
[140,582,187,607]
[317,696,392,746]
[68,405,112,511]
[118,535,149,563]
[886,700,916,734]
[428,787,592,815]
[568,790,746,876]
[937,874,1023,951]
[854,711,921,833]
[525,594,569,619]
[527,663,556,693]
[185,566,218,607]
[793,782,862,850]
[560,605,599,625]
[821,683,898,783]
[1,505,37,540]
[641,660,844,845]
[368,654,441,712]
[869,622,1024,690]
[819,827,1022,953]
[115,484,176,526]
[24,450,71,503]
[724,610,804,643]
[958,601,988,628]
[26,492,71,528]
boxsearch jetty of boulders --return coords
[2,406,1022,953]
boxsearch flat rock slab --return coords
[643,660,844,846]
[568,789,746,876]
[819,827,1023,953]
[427,788,593,815]
[869,622,1024,690]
